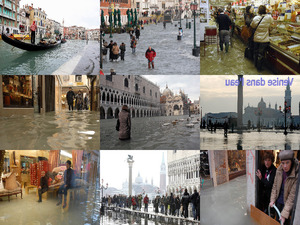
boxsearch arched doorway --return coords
[136,109,139,117]
[115,108,120,119]
[132,109,135,118]
[100,107,105,119]
[107,107,113,119]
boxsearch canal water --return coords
[0,110,100,150]
[0,39,99,75]
[101,210,195,225]
[102,20,200,75]
[200,129,300,150]
[201,175,259,225]
[200,36,273,75]
[100,115,200,150]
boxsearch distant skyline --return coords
[201,75,300,116]
[20,0,100,29]
[143,75,200,102]
[100,150,168,190]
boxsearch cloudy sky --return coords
[201,75,300,115]
[20,0,99,29]
[143,75,200,102]
[100,150,168,190]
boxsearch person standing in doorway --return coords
[66,88,75,111]
[30,21,37,44]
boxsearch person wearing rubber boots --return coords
[145,46,156,69]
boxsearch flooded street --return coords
[0,185,100,225]
[101,210,196,225]
[200,129,300,150]
[200,36,272,75]
[201,175,258,225]
[102,21,200,75]
[100,115,200,150]
[0,110,100,150]
[0,40,99,75]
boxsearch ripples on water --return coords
[0,40,87,74]
[100,115,200,150]
[102,22,200,75]
[0,110,100,150]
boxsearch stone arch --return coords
[106,93,109,102]
[136,109,139,117]
[110,93,113,103]
[107,107,113,119]
[115,108,120,119]
[132,108,135,118]
[100,107,105,119]
[114,95,117,103]
[102,92,105,102]
[174,104,179,110]
[124,78,129,87]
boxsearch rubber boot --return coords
[152,62,154,69]
[220,43,223,51]
[148,62,151,69]
[225,43,229,53]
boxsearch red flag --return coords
[100,70,104,75]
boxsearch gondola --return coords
[1,32,61,51]
[61,38,67,44]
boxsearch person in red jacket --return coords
[145,46,156,69]
[143,194,149,212]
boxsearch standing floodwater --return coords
[100,115,200,150]
[0,40,99,75]
[102,21,200,75]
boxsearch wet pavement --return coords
[200,36,273,75]
[101,209,196,225]
[0,110,100,150]
[100,115,200,150]
[102,20,200,75]
[200,129,300,150]
[201,175,259,225]
[0,185,100,225]
[0,39,99,75]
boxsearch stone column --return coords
[127,159,134,196]
[246,150,257,214]
[237,75,243,134]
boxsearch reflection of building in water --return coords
[0,75,63,116]
[167,150,200,195]
[160,84,190,116]
[201,150,246,187]
[100,75,161,119]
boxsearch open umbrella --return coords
[114,9,118,26]
[101,9,105,27]
[118,9,122,27]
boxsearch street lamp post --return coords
[191,2,199,56]
[284,101,290,135]
[100,179,108,213]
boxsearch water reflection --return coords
[0,110,100,150]
[101,115,200,150]
[200,130,300,150]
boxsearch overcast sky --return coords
[20,0,99,29]
[100,150,168,190]
[201,75,300,116]
[143,75,200,102]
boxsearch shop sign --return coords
[76,82,84,86]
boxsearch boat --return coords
[191,121,199,124]
[163,123,171,126]
[2,32,61,51]
[172,121,177,125]
[61,38,67,43]
[179,119,185,122]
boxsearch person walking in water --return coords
[130,36,137,54]
[66,87,75,111]
[145,46,156,69]
[116,105,131,140]
[120,42,126,61]
[30,21,37,44]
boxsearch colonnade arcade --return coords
[100,87,160,119]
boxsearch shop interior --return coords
[201,0,300,74]
[0,150,100,225]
